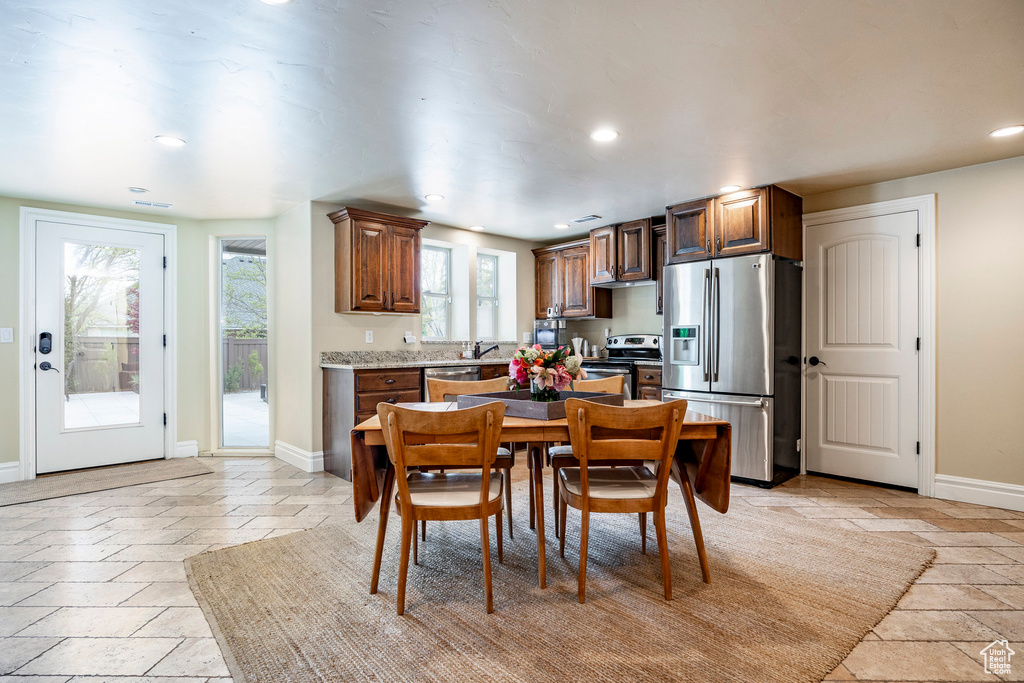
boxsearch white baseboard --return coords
[273,440,325,473]
[172,440,199,458]
[934,474,1024,513]
[0,462,20,484]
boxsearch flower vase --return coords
[530,382,560,402]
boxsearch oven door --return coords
[580,362,633,399]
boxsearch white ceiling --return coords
[1,0,1022,240]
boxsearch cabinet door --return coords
[666,198,714,264]
[654,227,666,315]
[618,219,651,281]
[534,249,560,318]
[638,385,662,401]
[715,188,768,257]
[350,220,388,311]
[389,225,420,312]
[589,225,617,284]
[559,246,592,317]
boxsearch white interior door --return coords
[35,221,165,474]
[804,211,919,487]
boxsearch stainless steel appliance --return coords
[533,319,568,350]
[662,253,801,487]
[582,334,662,399]
[423,365,481,383]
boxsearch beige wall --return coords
[566,285,663,347]
[803,155,1024,487]
[308,202,542,451]
[0,196,273,465]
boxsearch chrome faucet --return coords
[474,342,500,359]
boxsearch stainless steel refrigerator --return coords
[662,253,801,486]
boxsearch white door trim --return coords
[18,207,178,481]
[802,194,936,497]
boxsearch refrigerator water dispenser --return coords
[671,326,700,365]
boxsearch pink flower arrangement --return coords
[508,344,586,399]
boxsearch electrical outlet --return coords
[0,328,13,344]
[365,330,373,344]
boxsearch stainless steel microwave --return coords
[533,319,568,350]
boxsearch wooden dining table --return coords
[348,399,732,588]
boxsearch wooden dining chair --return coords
[558,397,686,603]
[374,401,507,614]
[545,375,627,537]
[425,376,515,539]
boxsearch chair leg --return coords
[370,467,395,595]
[413,521,418,566]
[639,512,647,555]
[503,467,514,540]
[552,467,560,538]
[480,514,494,613]
[495,509,504,564]
[397,515,413,615]
[559,495,568,558]
[528,448,535,530]
[679,474,711,584]
[654,505,672,600]
[421,519,426,541]
[578,508,590,604]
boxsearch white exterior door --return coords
[804,211,919,487]
[35,221,166,474]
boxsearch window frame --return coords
[475,252,499,341]
[420,245,452,341]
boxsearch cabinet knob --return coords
[384,378,395,384]
[644,374,654,380]
[716,237,722,253]
[706,239,711,253]
[385,397,397,404]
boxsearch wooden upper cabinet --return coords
[327,207,429,314]
[666,186,803,262]
[666,198,714,264]
[559,246,592,317]
[715,188,768,257]
[653,226,666,315]
[618,219,651,281]
[589,225,617,284]
[534,248,560,319]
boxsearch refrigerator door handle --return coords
[712,267,721,382]
[666,393,766,408]
[701,268,710,381]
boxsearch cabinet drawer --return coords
[354,410,378,427]
[638,385,662,401]
[354,388,422,413]
[480,364,509,380]
[637,367,662,386]
[354,369,421,392]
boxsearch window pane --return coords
[422,294,448,338]
[221,239,269,448]
[476,255,495,297]
[421,247,448,294]
[476,300,495,340]
[63,243,141,429]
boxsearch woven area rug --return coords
[186,482,934,683]
[0,457,213,506]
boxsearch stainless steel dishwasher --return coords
[423,365,481,400]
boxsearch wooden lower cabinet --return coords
[323,367,424,480]
[480,363,509,380]
[636,365,662,402]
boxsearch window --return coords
[421,245,451,340]
[219,238,269,449]
[476,253,498,340]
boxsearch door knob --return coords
[808,356,827,367]
[38,361,60,373]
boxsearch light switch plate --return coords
[0,328,13,344]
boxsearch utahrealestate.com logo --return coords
[980,640,1014,676]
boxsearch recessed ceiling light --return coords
[127,187,149,194]
[554,223,569,229]
[154,135,186,147]
[590,128,619,142]
[424,194,444,202]
[259,0,293,4]
[990,125,1024,138]
[719,185,741,193]
[469,225,484,232]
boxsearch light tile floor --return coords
[1,457,1022,681]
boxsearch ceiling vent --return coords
[571,214,602,223]
[130,200,173,209]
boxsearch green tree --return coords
[222,253,267,339]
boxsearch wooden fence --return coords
[223,337,269,391]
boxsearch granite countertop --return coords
[320,348,517,370]
[634,360,664,367]
[321,357,513,370]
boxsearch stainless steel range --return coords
[581,334,662,399]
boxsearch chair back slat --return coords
[426,376,509,402]
[403,444,490,468]
[565,398,686,503]
[569,375,625,395]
